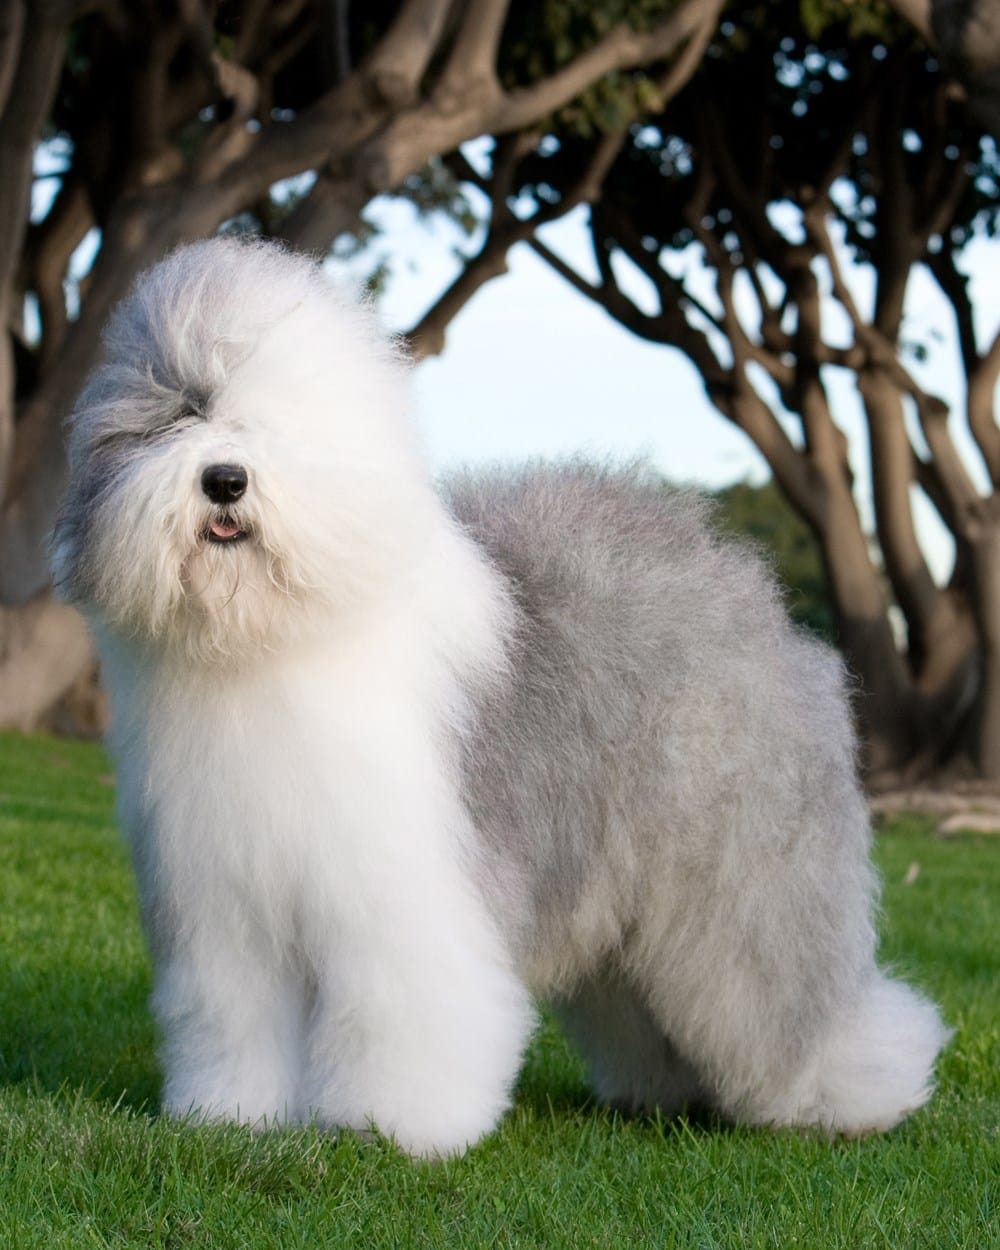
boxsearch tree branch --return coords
[806,204,982,526]
[927,249,1000,485]
[967,325,1000,486]
[223,73,387,205]
[255,4,321,118]
[803,183,977,677]
[682,188,801,400]
[434,0,509,112]
[407,127,627,358]
[869,63,923,336]
[24,174,94,367]
[647,0,718,106]
[0,3,68,286]
[922,140,972,243]
[327,0,353,84]
[128,12,190,178]
[269,167,371,251]
[927,248,979,374]
[231,0,274,60]
[498,0,725,134]
[0,1,71,491]
[360,0,724,192]
[784,263,851,484]
[537,212,820,528]
[884,0,933,43]
[532,227,698,351]
[860,366,943,636]
[0,0,24,118]
[363,0,457,107]
[691,88,806,283]
[192,51,262,183]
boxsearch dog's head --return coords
[53,238,435,661]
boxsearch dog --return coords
[52,237,949,1156]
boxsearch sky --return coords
[334,194,1000,582]
[343,198,771,489]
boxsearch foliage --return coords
[1,731,996,1247]
[502,0,675,136]
[517,6,998,260]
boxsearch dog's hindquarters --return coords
[625,640,948,1135]
[567,647,947,1136]
[746,971,951,1134]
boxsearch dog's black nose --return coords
[201,463,248,505]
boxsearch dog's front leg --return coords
[151,921,307,1129]
[294,804,533,1157]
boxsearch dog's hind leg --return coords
[627,804,949,1136]
[739,970,951,1135]
[552,971,704,1116]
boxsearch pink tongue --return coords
[210,520,242,539]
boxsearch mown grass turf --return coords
[1,730,996,1248]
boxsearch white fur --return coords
[97,515,532,1156]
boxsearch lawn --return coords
[0,730,996,1249]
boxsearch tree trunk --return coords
[810,479,918,775]
[0,593,95,732]
[969,518,1000,777]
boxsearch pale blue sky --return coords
[349,199,771,488]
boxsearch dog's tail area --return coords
[765,973,951,1135]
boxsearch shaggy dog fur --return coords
[52,237,949,1157]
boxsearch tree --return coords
[442,0,998,781]
[0,0,726,728]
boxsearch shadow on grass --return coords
[1,956,756,1151]
[0,958,161,1114]
[511,1008,732,1141]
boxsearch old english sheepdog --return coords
[52,237,948,1156]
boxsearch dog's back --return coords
[445,460,866,969]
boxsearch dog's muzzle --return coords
[201,463,250,544]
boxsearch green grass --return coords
[0,730,996,1249]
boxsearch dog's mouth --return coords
[203,516,250,545]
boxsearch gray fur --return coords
[449,462,882,1118]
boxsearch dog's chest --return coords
[116,647,461,925]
